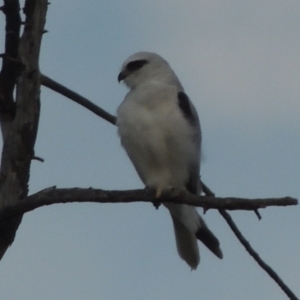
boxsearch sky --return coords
[0,1,300,299]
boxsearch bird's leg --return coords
[155,187,163,198]
[145,186,162,209]
[152,187,164,209]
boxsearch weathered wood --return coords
[0,0,21,117]
[0,187,297,221]
[0,0,48,260]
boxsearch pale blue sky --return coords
[0,1,299,299]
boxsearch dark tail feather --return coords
[196,224,223,259]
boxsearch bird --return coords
[117,51,222,270]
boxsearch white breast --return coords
[117,82,199,191]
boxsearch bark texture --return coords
[0,0,48,260]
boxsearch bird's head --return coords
[118,52,180,89]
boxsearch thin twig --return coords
[41,74,117,125]
[32,156,44,162]
[254,209,262,220]
[201,181,299,300]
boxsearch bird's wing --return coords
[167,91,222,268]
[177,91,201,193]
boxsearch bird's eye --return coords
[126,59,148,72]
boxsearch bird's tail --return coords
[165,203,222,269]
[196,217,223,259]
[170,214,200,269]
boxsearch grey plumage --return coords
[117,51,222,269]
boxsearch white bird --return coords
[117,52,222,269]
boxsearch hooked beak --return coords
[118,71,127,82]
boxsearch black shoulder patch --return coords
[185,175,198,194]
[126,59,148,72]
[177,91,196,125]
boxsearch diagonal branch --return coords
[219,210,298,300]
[41,74,117,125]
[201,181,299,300]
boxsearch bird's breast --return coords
[117,87,198,189]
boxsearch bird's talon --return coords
[203,207,209,214]
[152,201,161,210]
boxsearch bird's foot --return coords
[145,186,162,209]
[152,201,161,210]
[152,187,163,209]
[155,187,163,198]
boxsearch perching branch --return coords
[0,186,297,221]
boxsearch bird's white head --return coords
[118,52,181,89]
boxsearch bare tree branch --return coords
[201,182,299,300]
[0,186,297,221]
[41,74,117,125]
[219,210,298,300]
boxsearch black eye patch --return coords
[126,59,148,72]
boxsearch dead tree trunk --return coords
[0,0,48,259]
